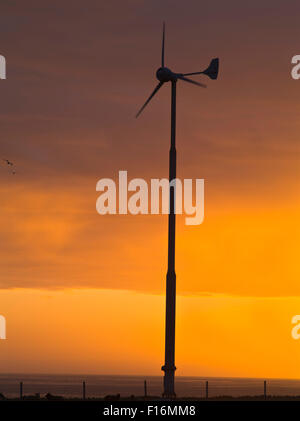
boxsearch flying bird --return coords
[3,159,13,166]
[1,158,16,174]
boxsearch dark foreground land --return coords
[2,393,300,401]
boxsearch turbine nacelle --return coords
[156,67,177,83]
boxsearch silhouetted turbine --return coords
[136,22,218,118]
[136,22,219,398]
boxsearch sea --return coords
[0,374,300,398]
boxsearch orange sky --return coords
[0,0,300,378]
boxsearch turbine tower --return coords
[136,23,219,398]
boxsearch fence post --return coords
[20,381,23,400]
[144,380,147,398]
[83,381,86,400]
[264,380,267,400]
[205,381,208,399]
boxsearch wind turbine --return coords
[136,22,219,398]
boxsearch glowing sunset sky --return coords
[0,0,299,378]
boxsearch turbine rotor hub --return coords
[156,67,177,83]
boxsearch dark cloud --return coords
[0,0,299,293]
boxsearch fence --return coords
[0,379,287,400]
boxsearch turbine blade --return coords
[182,71,204,76]
[136,82,164,118]
[177,75,206,88]
[161,22,165,67]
